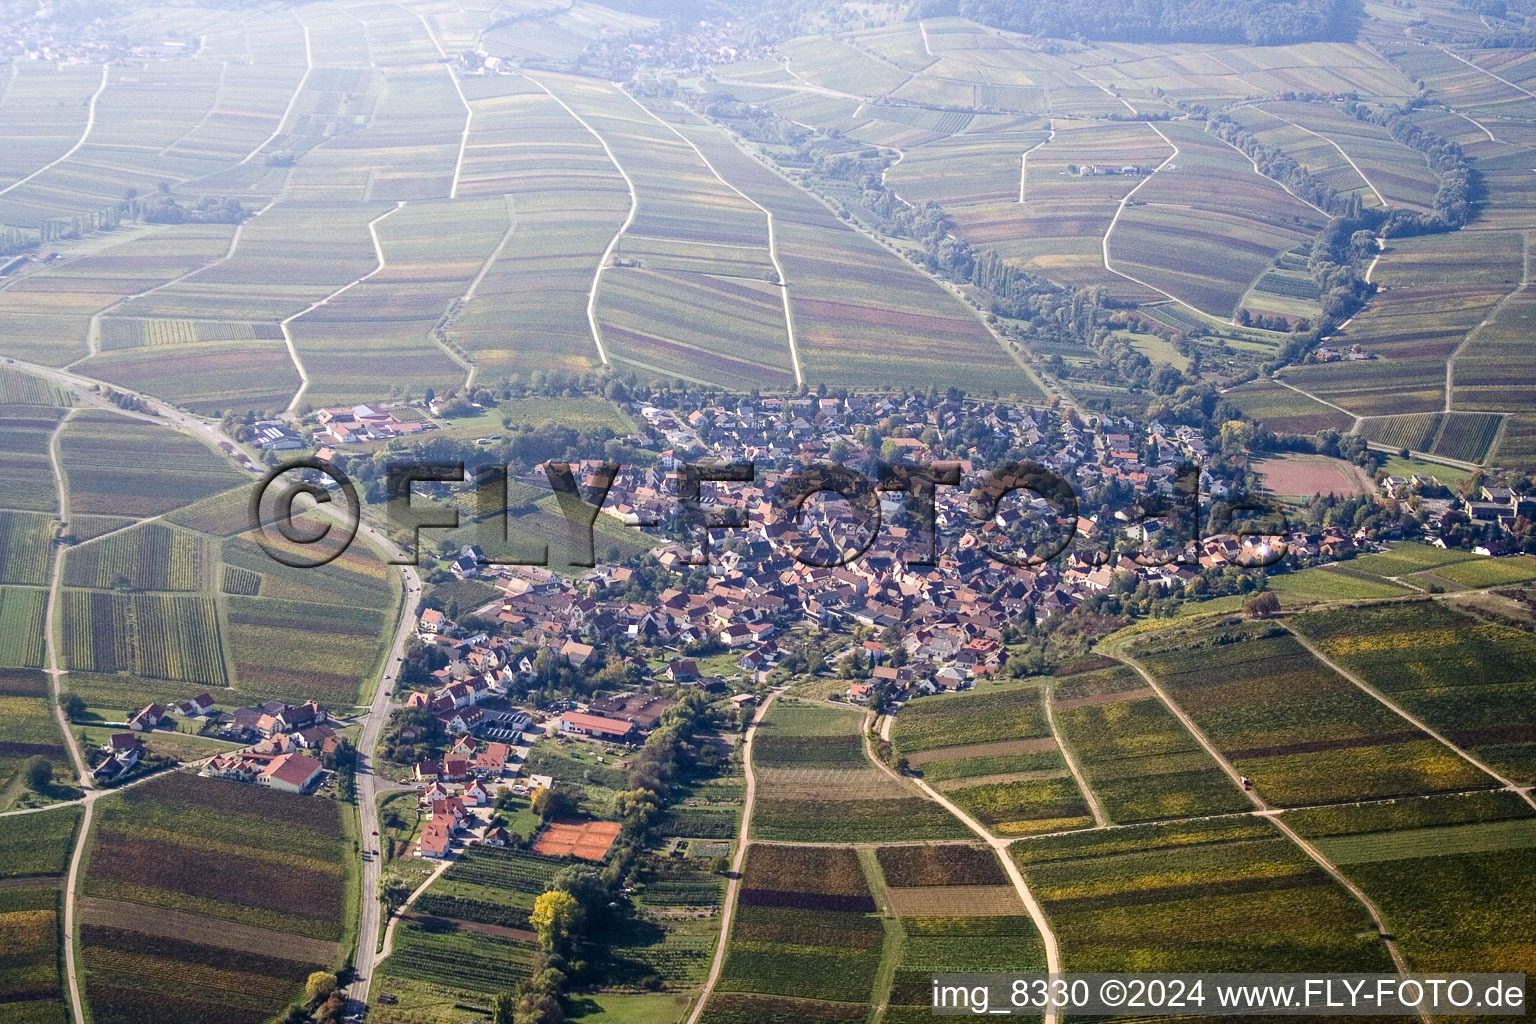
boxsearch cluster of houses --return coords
[412,733,523,784]
[1463,485,1536,527]
[315,404,427,445]
[1384,482,1536,555]
[211,699,337,748]
[1311,344,1372,363]
[414,392,1378,693]
[185,699,340,795]
[92,733,145,783]
[4,16,124,62]
[203,750,327,794]
[413,735,553,859]
[91,696,340,791]
[557,693,677,743]
[408,619,682,752]
[1072,163,1146,176]
[403,633,539,740]
[417,780,517,859]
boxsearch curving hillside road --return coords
[2,354,420,1020]
[685,690,778,1024]
[522,72,636,368]
[1112,650,1427,1018]
[1283,624,1536,813]
[0,64,109,199]
[346,553,421,1015]
[866,712,1063,1024]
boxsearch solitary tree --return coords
[1243,591,1281,620]
[305,971,338,1004]
[530,786,571,822]
[22,756,52,793]
[382,880,413,914]
[530,890,583,953]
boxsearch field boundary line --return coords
[859,847,906,1024]
[1451,109,1499,143]
[1268,377,1363,431]
[1445,230,1528,412]
[868,712,1062,1024]
[0,63,109,199]
[522,72,636,367]
[44,407,94,792]
[444,193,518,388]
[631,95,802,385]
[1281,622,1536,811]
[62,799,93,1024]
[786,54,914,102]
[1101,122,1191,308]
[1262,106,1387,208]
[63,513,163,553]
[713,70,866,104]
[1042,684,1106,827]
[237,17,312,166]
[1003,785,1518,847]
[709,122,1067,407]
[0,762,204,821]
[1111,650,1425,996]
[461,194,516,306]
[376,857,450,962]
[1203,117,1332,221]
[70,197,281,366]
[329,4,377,65]
[1204,52,1267,94]
[919,19,933,56]
[747,837,988,849]
[282,201,404,413]
[684,690,778,1024]
[607,351,715,386]
[155,61,229,157]
[1018,120,1054,203]
[1070,67,1137,115]
[392,1,472,199]
[0,64,16,107]
[1437,45,1536,101]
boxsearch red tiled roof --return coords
[560,711,635,737]
[261,753,322,788]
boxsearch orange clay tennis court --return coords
[531,819,622,861]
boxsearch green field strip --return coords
[1315,817,1536,865]
[857,847,907,1024]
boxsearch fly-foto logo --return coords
[249,458,1291,570]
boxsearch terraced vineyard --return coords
[59,412,244,518]
[1284,793,1536,978]
[79,773,356,1024]
[0,670,71,799]
[1050,663,1251,822]
[60,591,226,685]
[892,684,1093,835]
[751,700,970,843]
[373,845,560,1013]
[0,806,81,1024]
[62,521,207,591]
[1291,601,1536,782]
[710,846,886,1013]
[1129,619,1496,805]
[1014,817,1397,972]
